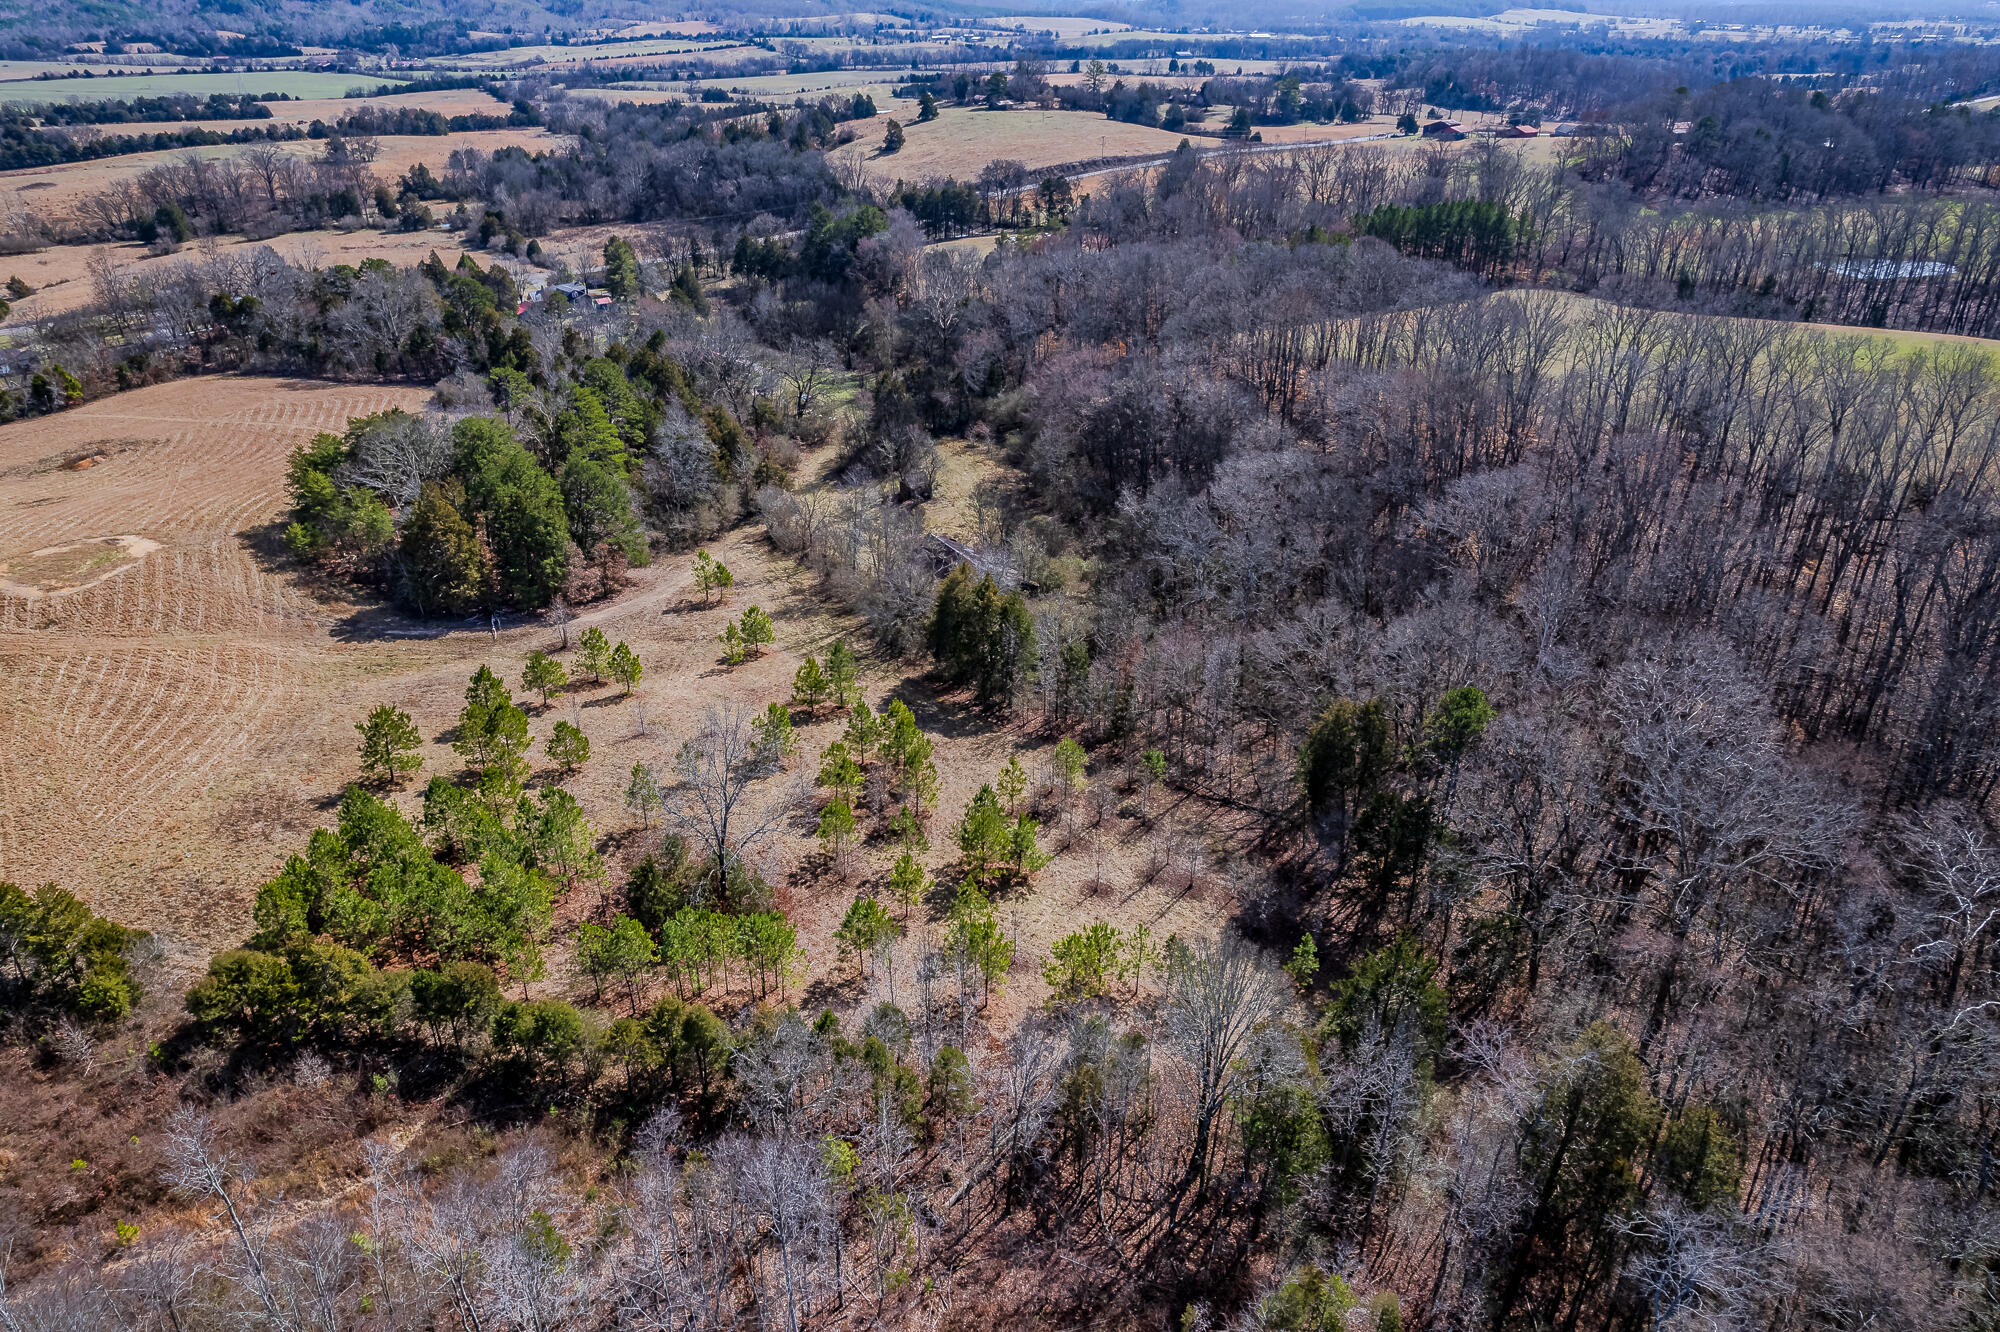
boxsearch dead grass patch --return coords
[0,534,156,597]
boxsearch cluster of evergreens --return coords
[183,662,829,1107]
[1355,200,1525,278]
[0,881,148,1022]
[929,564,1036,706]
[283,337,753,614]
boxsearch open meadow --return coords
[0,377,433,968]
[33,87,520,138]
[436,36,729,68]
[983,16,1133,36]
[435,39,773,73]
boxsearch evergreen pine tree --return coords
[357,704,424,787]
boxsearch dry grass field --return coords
[0,62,107,83]
[1250,117,1398,144]
[984,16,1133,36]
[1551,289,2000,360]
[555,86,690,107]
[0,377,434,969]
[0,127,571,222]
[0,377,1239,1025]
[437,36,720,68]
[587,20,722,37]
[825,102,1418,190]
[673,69,913,105]
[832,104,1196,185]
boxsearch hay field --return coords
[0,377,434,965]
[590,20,721,37]
[0,229,490,322]
[504,46,775,74]
[1062,28,1216,46]
[1550,290,2000,361]
[0,127,570,220]
[1247,118,1397,144]
[685,69,909,99]
[556,86,687,107]
[0,72,404,105]
[832,104,1195,184]
[0,63,102,83]
[440,37,717,67]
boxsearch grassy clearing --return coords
[986,15,1133,35]
[0,374,1242,1025]
[557,87,688,106]
[0,61,107,82]
[39,89,514,138]
[1062,27,1231,46]
[0,377,436,966]
[683,69,910,98]
[988,15,1136,34]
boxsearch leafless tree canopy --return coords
[661,704,802,895]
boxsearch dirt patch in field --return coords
[0,533,158,597]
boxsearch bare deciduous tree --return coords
[1617,1201,1772,1332]
[338,409,453,507]
[161,1108,290,1328]
[662,704,802,896]
[1609,641,1855,1051]
[1898,803,2000,1014]
[714,1134,836,1332]
[483,1144,592,1332]
[780,339,839,421]
[735,1009,853,1140]
[1162,935,1281,1200]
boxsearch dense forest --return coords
[13,14,2000,1332]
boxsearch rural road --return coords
[377,555,697,643]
